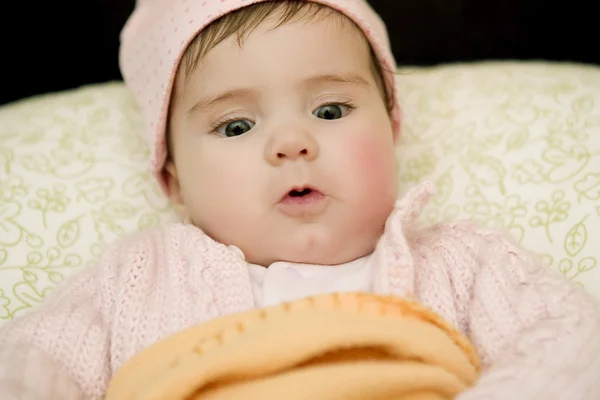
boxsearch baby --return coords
[2,0,600,399]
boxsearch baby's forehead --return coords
[178,4,370,83]
[180,33,373,98]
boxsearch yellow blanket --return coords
[105,293,481,400]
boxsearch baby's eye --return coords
[216,119,255,137]
[313,104,352,120]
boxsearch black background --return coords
[1,0,597,106]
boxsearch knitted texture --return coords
[1,182,600,399]
[118,0,401,193]
[104,292,481,400]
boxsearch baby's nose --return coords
[265,131,318,165]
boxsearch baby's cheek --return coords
[348,137,396,191]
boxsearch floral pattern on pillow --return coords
[0,84,176,322]
[396,62,600,293]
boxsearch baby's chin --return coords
[245,232,379,267]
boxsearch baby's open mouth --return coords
[277,185,329,216]
[279,186,325,204]
[288,188,314,197]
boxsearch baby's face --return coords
[166,12,398,266]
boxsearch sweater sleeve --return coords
[0,242,120,400]
[456,226,600,400]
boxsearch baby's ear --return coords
[163,161,190,223]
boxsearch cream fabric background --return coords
[396,62,600,293]
[0,62,599,324]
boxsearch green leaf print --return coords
[400,150,437,183]
[578,257,596,275]
[538,254,554,268]
[56,216,83,248]
[26,252,43,265]
[0,202,23,246]
[51,147,95,179]
[575,173,600,203]
[543,147,570,165]
[433,171,453,206]
[558,257,597,284]
[117,133,149,161]
[0,176,28,202]
[572,94,594,114]
[558,259,573,276]
[102,200,136,219]
[505,127,530,152]
[564,215,589,257]
[544,144,590,184]
[22,269,38,284]
[0,146,14,174]
[485,194,528,242]
[440,123,476,154]
[463,184,491,221]
[565,114,579,128]
[123,172,152,197]
[487,105,538,127]
[48,271,64,284]
[91,209,125,241]
[13,278,44,309]
[529,189,570,244]
[76,178,114,204]
[474,132,504,152]
[28,185,70,228]
[46,247,60,262]
[21,128,44,144]
[89,108,110,125]
[21,154,52,175]
[62,254,82,268]
[138,213,160,230]
[505,105,538,126]
[0,289,10,319]
[25,233,43,248]
[90,242,104,259]
[512,160,546,184]
[461,153,507,194]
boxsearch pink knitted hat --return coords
[119,0,400,195]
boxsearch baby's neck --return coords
[247,253,374,308]
[258,253,373,269]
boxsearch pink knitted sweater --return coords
[1,182,599,400]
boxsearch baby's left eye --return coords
[313,104,352,120]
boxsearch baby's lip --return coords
[276,184,330,218]
[278,185,324,203]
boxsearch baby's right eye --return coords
[215,119,255,137]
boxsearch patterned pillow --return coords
[0,84,176,323]
[0,62,599,326]
[396,62,600,293]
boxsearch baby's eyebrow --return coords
[301,72,373,88]
[187,88,257,116]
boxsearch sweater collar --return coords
[370,181,435,297]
